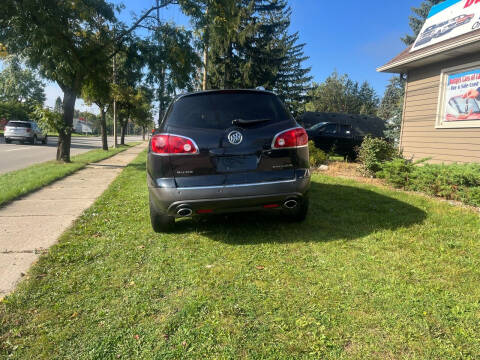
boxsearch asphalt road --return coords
[0,135,143,174]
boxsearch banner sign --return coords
[411,0,480,52]
[442,67,480,124]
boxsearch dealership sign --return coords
[436,64,480,128]
[411,0,480,52]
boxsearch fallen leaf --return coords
[134,334,140,340]
[256,265,265,270]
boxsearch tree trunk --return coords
[100,108,108,150]
[120,121,127,145]
[142,126,146,141]
[57,88,76,162]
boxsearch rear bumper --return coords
[5,134,33,140]
[148,170,310,216]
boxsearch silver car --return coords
[4,120,48,145]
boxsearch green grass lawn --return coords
[0,144,137,207]
[1,151,480,359]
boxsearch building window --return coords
[437,61,480,129]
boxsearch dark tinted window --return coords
[339,124,352,136]
[322,124,337,135]
[166,92,291,129]
[6,121,31,128]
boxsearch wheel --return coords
[149,199,174,232]
[42,135,48,145]
[30,135,37,145]
[5,138,11,144]
[285,197,309,222]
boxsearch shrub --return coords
[461,187,480,208]
[379,159,480,208]
[308,141,327,168]
[357,136,399,176]
[409,163,480,200]
[377,158,415,188]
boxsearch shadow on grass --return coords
[170,182,427,245]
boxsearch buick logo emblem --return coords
[227,131,243,145]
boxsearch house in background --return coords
[73,117,93,134]
[378,0,480,163]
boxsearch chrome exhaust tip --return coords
[284,200,298,209]
[177,208,193,217]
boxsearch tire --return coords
[5,138,11,144]
[149,199,175,232]
[285,197,309,222]
[30,135,36,145]
[42,135,48,145]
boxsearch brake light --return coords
[26,128,31,133]
[272,127,308,149]
[151,134,199,155]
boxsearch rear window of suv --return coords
[165,92,291,130]
[6,121,31,128]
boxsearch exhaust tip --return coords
[284,200,298,209]
[177,208,193,217]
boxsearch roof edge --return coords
[377,32,480,73]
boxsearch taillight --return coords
[272,127,308,149]
[26,128,31,133]
[151,134,199,155]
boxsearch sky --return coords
[41,0,421,112]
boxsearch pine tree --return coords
[275,32,312,117]
[378,76,405,143]
[54,96,63,114]
[402,0,444,45]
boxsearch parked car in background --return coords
[4,120,48,145]
[147,89,310,232]
[299,112,386,160]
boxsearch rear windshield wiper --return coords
[232,118,271,126]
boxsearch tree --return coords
[275,32,312,117]
[130,89,154,140]
[81,58,114,150]
[0,56,45,106]
[112,36,146,145]
[0,0,117,161]
[378,76,405,143]
[142,23,200,122]
[54,97,63,114]
[1,0,178,161]
[185,0,311,114]
[305,72,379,115]
[402,0,443,45]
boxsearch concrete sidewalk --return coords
[0,143,145,299]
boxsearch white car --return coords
[4,120,48,144]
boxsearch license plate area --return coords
[216,155,258,173]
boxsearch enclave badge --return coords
[227,131,243,145]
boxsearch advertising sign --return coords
[411,0,480,52]
[439,66,480,127]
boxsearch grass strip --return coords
[0,143,139,207]
[1,151,480,359]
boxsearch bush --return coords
[409,163,480,200]
[308,141,327,168]
[461,187,480,207]
[377,158,415,188]
[357,136,399,176]
[379,159,480,207]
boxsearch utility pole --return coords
[113,31,118,149]
[202,7,209,91]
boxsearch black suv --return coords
[147,89,310,232]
